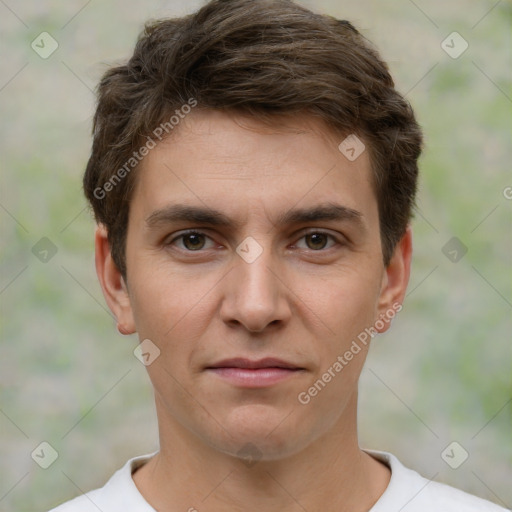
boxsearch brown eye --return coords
[305,233,329,250]
[167,231,214,251]
[182,233,206,251]
[295,230,346,253]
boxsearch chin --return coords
[215,435,305,463]
[210,404,311,462]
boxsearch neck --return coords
[133,392,390,512]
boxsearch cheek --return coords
[130,269,214,341]
[128,272,213,405]
[294,275,379,421]
[304,266,382,341]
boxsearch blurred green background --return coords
[0,1,511,510]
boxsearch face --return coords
[97,109,411,461]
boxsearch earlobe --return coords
[375,226,413,334]
[94,224,136,335]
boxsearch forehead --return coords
[131,109,377,228]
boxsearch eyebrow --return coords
[144,202,364,231]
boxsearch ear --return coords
[94,224,136,335]
[375,226,413,334]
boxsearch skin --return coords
[95,109,412,511]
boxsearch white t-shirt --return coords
[48,449,509,511]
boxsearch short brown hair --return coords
[83,0,423,279]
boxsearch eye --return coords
[166,229,342,253]
[167,230,215,251]
[294,231,340,251]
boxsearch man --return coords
[50,0,508,510]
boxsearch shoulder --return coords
[364,449,509,512]
[47,453,157,512]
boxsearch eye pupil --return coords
[184,233,205,250]
[307,233,327,250]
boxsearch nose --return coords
[219,247,292,333]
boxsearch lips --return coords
[205,357,303,370]
[205,358,305,388]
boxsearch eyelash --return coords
[166,229,343,252]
